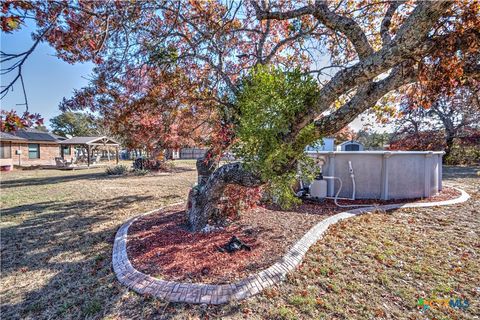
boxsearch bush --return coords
[133,169,149,176]
[445,131,480,165]
[132,158,173,172]
[445,144,480,165]
[105,165,129,176]
[234,65,320,208]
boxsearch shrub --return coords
[445,139,480,165]
[105,164,129,176]
[133,169,149,176]
[133,158,173,172]
[234,65,320,208]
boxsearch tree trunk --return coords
[444,132,455,161]
[440,114,456,162]
[186,186,220,232]
[186,159,262,232]
[164,149,172,160]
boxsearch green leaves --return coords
[50,111,97,137]
[233,65,319,207]
[148,45,179,66]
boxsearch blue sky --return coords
[1,22,94,129]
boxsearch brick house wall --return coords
[10,142,73,166]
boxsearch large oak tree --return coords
[2,0,479,231]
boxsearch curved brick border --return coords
[112,187,470,304]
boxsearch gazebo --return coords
[59,136,120,166]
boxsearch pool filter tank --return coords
[309,174,327,199]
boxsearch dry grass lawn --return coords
[1,163,478,319]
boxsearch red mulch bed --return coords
[126,187,461,284]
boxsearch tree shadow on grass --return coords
[171,165,197,173]
[442,165,479,179]
[0,172,107,189]
[1,193,248,320]
[0,194,157,319]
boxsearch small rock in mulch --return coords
[218,236,251,253]
[201,224,222,233]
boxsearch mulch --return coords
[126,187,461,284]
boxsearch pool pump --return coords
[309,174,328,199]
[296,173,328,200]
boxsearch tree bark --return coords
[432,105,458,162]
[442,119,456,161]
[444,133,455,160]
[187,160,262,232]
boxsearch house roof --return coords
[59,136,120,146]
[338,140,363,146]
[9,128,67,142]
[0,131,28,142]
[50,133,68,140]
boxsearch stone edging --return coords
[112,187,470,305]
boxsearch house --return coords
[0,128,73,169]
[1,132,26,170]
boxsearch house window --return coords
[345,144,360,151]
[28,144,40,159]
[0,142,12,159]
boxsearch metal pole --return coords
[87,145,91,167]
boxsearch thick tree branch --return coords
[204,162,262,190]
[251,1,314,20]
[187,161,263,231]
[252,0,373,59]
[312,1,373,59]
[313,65,417,137]
[380,1,404,45]
[253,1,453,148]
[288,1,452,140]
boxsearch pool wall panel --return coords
[307,151,444,200]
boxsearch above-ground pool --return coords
[307,151,444,200]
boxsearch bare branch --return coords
[264,22,323,64]
[1,10,62,108]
